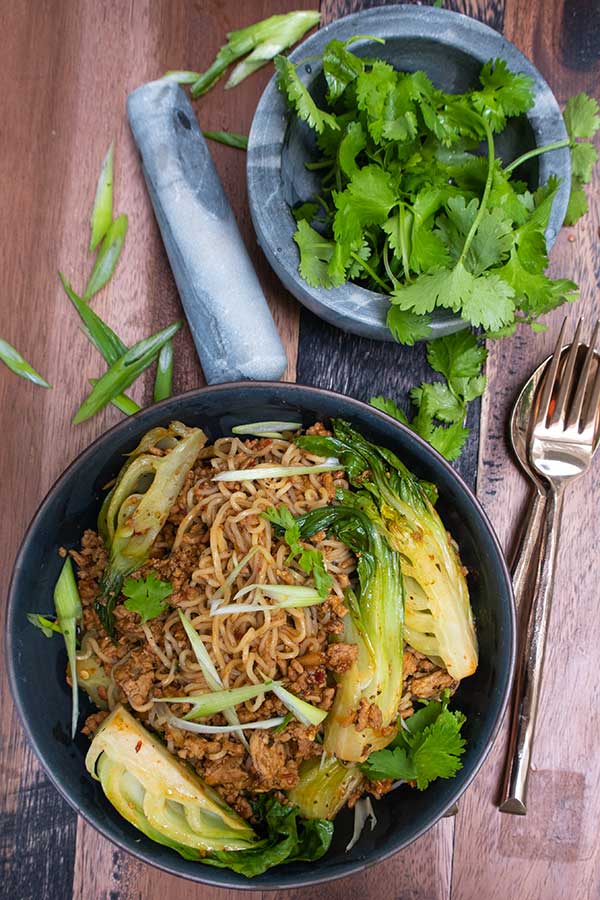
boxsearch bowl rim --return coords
[6,381,516,890]
[247,3,571,342]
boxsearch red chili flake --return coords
[135,740,142,753]
[315,671,325,685]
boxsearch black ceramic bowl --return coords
[247,5,571,341]
[7,384,515,890]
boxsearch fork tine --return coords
[550,318,583,426]
[567,320,599,430]
[536,318,567,426]
[581,342,600,434]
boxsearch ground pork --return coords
[82,711,109,737]
[326,642,358,673]
[112,646,156,707]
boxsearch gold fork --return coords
[500,318,600,814]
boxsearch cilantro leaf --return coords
[412,398,470,461]
[410,381,464,424]
[292,201,319,224]
[497,247,578,318]
[386,307,432,345]
[123,572,173,623]
[362,692,467,788]
[275,56,339,134]
[570,140,598,183]
[263,505,333,599]
[427,331,487,383]
[472,59,534,132]
[410,708,467,788]
[363,745,417,781]
[294,220,341,288]
[338,121,367,178]
[563,93,600,140]
[322,39,363,102]
[561,94,600,226]
[372,331,486,462]
[369,395,409,424]
[436,197,513,275]
[334,165,397,225]
[564,182,589,226]
[391,262,516,331]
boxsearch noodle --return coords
[75,429,457,819]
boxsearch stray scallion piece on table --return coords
[164,10,320,97]
[153,338,174,402]
[84,213,128,300]
[203,130,248,150]
[36,418,474,873]
[0,337,51,388]
[72,319,182,424]
[89,142,114,252]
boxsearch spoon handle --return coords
[510,487,546,601]
[499,487,564,814]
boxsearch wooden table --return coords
[1,1,599,898]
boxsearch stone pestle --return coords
[127,79,288,385]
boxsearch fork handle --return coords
[499,487,564,814]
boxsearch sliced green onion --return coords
[162,70,203,84]
[72,320,181,424]
[0,338,51,388]
[189,11,320,98]
[89,380,140,415]
[231,421,302,437]
[272,712,294,734]
[153,338,173,402]
[210,602,272,617]
[233,583,323,606]
[27,613,62,637]
[89,142,114,252]
[84,213,128,301]
[224,11,321,90]
[54,558,83,739]
[60,274,126,362]
[166,713,286,735]
[211,546,260,604]
[60,275,138,412]
[212,458,341,482]
[178,610,248,747]
[159,680,279,720]
[270,682,328,727]
[203,130,248,150]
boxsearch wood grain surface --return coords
[0,1,598,899]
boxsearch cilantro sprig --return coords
[277,40,597,343]
[371,331,487,461]
[263,505,333,599]
[362,690,466,789]
[122,572,173,623]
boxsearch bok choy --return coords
[287,756,364,820]
[86,705,257,854]
[86,707,332,875]
[294,491,404,762]
[297,420,478,680]
[96,422,206,635]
